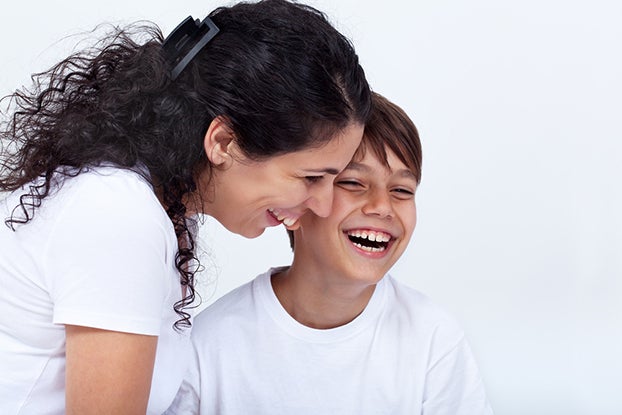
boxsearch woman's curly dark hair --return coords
[0,24,207,330]
[0,0,371,330]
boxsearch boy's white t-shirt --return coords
[167,268,493,415]
[0,167,191,414]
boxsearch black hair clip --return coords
[162,16,220,80]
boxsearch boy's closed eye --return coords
[391,187,416,200]
[336,179,364,189]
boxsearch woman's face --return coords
[201,123,364,238]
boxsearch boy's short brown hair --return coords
[353,92,422,183]
[288,92,422,249]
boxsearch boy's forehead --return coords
[343,160,372,171]
[345,152,417,181]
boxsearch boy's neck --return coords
[270,264,376,330]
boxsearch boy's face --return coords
[293,145,418,285]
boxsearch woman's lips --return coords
[268,208,299,228]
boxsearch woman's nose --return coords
[303,182,334,217]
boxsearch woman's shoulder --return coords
[61,165,154,199]
[55,166,162,217]
[2,165,165,234]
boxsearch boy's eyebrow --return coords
[397,169,418,181]
[344,162,418,181]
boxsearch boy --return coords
[167,92,493,414]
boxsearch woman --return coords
[0,0,370,413]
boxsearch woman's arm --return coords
[65,325,158,415]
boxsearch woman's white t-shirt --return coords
[0,167,190,414]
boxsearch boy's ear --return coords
[203,116,236,167]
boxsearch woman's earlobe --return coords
[204,116,236,167]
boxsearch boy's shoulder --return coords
[383,275,465,339]
[191,269,273,341]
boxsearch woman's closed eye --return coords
[304,175,325,184]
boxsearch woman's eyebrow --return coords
[304,167,340,175]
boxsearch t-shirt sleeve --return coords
[422,322,494,415]
[162,342,201,415]
[44,172,175,335]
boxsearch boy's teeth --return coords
[283,217,296,227]
[353,242,386,252]
[348,230,391,242]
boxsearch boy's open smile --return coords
[344,228,395,255]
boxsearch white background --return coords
[2,1,621,414]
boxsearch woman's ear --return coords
[203,116,236,167]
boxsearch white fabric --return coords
[167,268,494,415]
[0,167,190,415]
